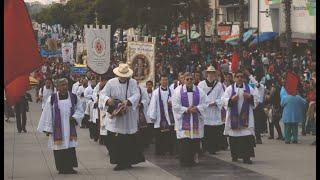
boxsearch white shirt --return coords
[221,83,258,137]
[198,80,224,126]
[100,78,140,134]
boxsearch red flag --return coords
[231,51,239,73]
[4,0,42,86]
[285,71,299,96]
[5,75,30,106]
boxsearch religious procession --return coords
[4,0,316,180]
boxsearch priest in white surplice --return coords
[172,72,207,167]
[37,78,84,174]
[221,70,258,164]
[84,78,97,140]
[100,63,145,171]
[38,78,56,110]
[198,65,227,154]
[145,80,154,146]
[77,78,88,128]
[148,74,176,155]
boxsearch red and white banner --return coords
[84,25,111,74]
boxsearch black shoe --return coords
[22,129,27,133]
[268,136,274,139]
[18,130,22,133]
[232,157,238,162]
[243,159,253,164]
[285,141,290,144]
[256,139,262,144]
[209,151,216,155]
[276,137,284,140]
[292,141,298,144]
[113,164,132,171]
[58,169,77,174]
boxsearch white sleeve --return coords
[172,87,188,124]
[72,96,85,125]
[37,97,53,133]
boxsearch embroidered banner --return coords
[84,25,111,74]
[127,36,156,87]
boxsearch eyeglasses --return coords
[185,78,193,81]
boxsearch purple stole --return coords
[51,92,77,145]
[230,83,250,129]
[159,87,174,130]
[180,86,200,131]
[221,84,226,122]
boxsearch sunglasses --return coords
[185,78,193,81]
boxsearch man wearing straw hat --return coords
[198,65,227,154]
[100,63,145,171]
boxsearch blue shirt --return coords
[281,95,307,123]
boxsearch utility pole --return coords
[238,0,244,68]
[284,0,292,69]
[188,0,192,42]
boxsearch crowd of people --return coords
[4,28,316,174]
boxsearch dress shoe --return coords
[285,141,290,144]
[113,164,132,171]
[243,159,253,164]
[18,130,22,133]
[232,157,238,162]
[22,129,27,133]
[268,136,274,139]
[292,141,298,144]
[256,139,262,144]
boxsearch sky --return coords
[24,0,59,5]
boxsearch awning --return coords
[242,29,257,42]
[250,32,278,45]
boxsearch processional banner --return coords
[84,25,111,74]
[127,36,156,87]
[62,42,73,63]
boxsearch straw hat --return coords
[113,63,133,77]
[206,65,216,72]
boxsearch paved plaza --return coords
[4,91,316,180]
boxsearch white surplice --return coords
[198,80,224,126]
[37,92,84,150]
[100,78,140,134]
[172,85,207,139]
[76,85,87,111]
[72,81,80,94]
[93,82,108,135]
[139,86,151,123]
[147,87,173,128]
[39,86,56,109]
[221,83,258,137]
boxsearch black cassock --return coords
[53,147,78,172]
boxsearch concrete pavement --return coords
[4,91,316,180]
